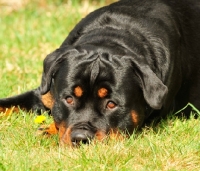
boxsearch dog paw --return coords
[36,123,58,136]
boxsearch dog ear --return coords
[0,47,78,113]
[40,47,78,94]
[130,58,168,109]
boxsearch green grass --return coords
[0,1,200,170]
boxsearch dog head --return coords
[40,46,168,146]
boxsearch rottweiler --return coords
[1,0,200,146]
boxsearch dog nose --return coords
[71,130,94,146]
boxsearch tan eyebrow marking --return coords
[74,86,83,97]
[98,88,108,98]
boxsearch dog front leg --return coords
[0,88,51,114]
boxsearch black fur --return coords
[1,0,200,145]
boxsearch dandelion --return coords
[34,115,46,124]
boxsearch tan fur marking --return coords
[59,124,72,146]
[131,110,139,127]
[36,122,72,146]
[98,88,108,98]
[74,86,83,97]
[44,123,58,135]
[41,92,54,109]
[95,130,107,141]
[0,106,20,116]
[36,122,58,136]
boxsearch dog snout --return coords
[71,129,94,146]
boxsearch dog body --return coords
[1,0,200,145]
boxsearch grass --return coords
[0,0,200,170]
[1,112,200,170]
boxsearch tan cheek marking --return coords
[95,130,107,141]
[131,110,139,127]
[74,86,83,97]
[41,92,54,110]
[98,88,108,98]
[59,124,72,146]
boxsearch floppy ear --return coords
[40,47,78,94]
[0,47,79,113]
[130,58,168,109]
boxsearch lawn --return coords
[0,1,200,170]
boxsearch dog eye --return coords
[106,101,117,109]
[65,96,74,105]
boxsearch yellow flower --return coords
[34,115,46,124]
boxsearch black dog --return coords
[1,0,200,146]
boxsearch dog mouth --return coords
[38,121,129,147]
[58,122,127,147]
[59,122,107,147]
